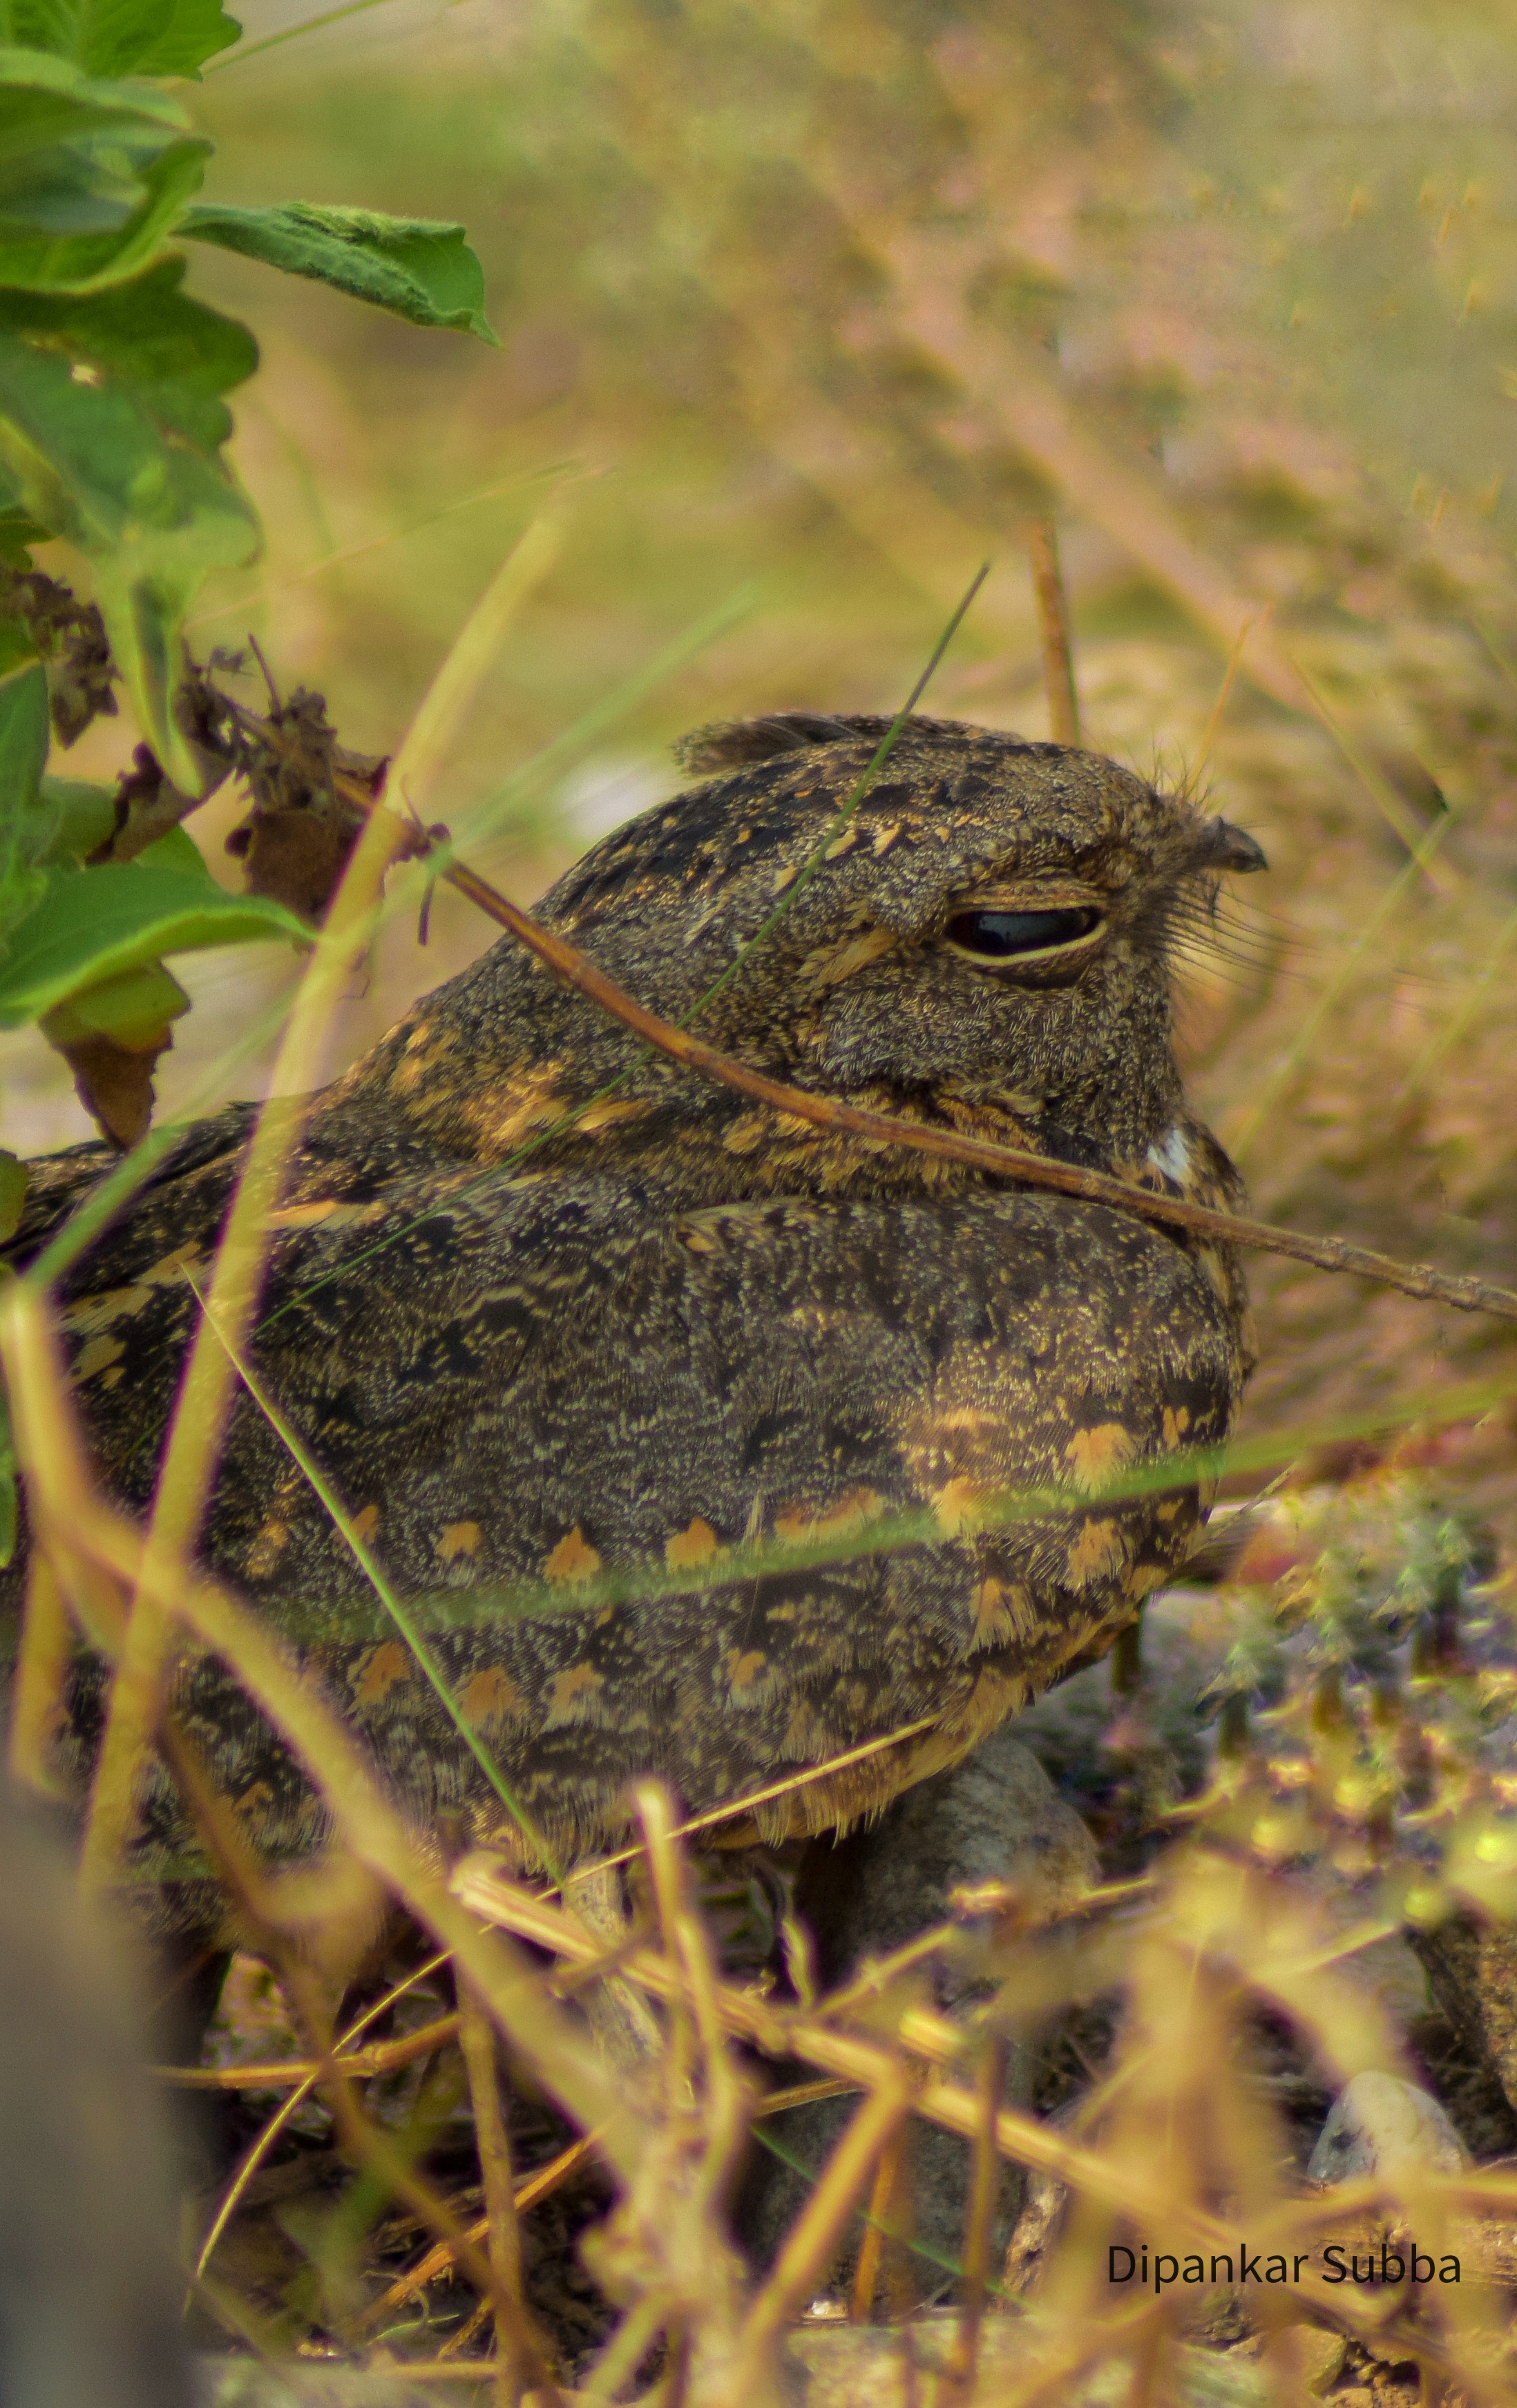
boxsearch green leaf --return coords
[0,854,305,1024]
[0,660,53,941]
[0,0,238,79]
[133,816,206,875]
[39,770,114,857]
[0,1146,24,1239]
[41,950,186,1038]
[0,501,45,563]
[0,615,35,672]
[0,259,259,782]
[130,0,240,79]
[0,696,117,924]
[0,50,209,291]
[180,201,499,342]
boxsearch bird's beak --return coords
[1202,818,1268,874]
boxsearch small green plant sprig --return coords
[0,0,498,1135]
[0,0,498,1547]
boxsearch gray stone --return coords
[1305,2070,1466,2185]
[737,1731,1100,2297]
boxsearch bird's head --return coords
[544,713,1266,1168]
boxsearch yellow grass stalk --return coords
[458,1978,557,2406]
[738,2074,913,2376]
[76,509,562,1893]
[0,1282,642,2180]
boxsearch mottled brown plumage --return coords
[1,715,1264,1939]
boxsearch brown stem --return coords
[351,2134,598,2337]
[946,2034,1008,2393]
[437,852,1517,1326]
[1029,517,1081,745]
[458,1980,558,2406]
[227,700,1517,1325]
[158,2014,461,2089]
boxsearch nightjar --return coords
[1,713,1266,1941]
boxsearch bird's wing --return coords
[84,1167,1243,1867]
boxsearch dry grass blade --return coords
[385,513,565,823]
[944,2035,1006,2394]
[353,2133,600,2338]
[452,1840,1490,2371]
[160,2011,461,2090]
[848,2128,903,2324]
[1286,651,1462,893]
[1397,895,1517,1100]
[1027,518,1080,745]
[0,1282,642,2184]
[458,1978,557,2405]
[7,1549,70,1796]
[1192,611,1263,786]
[1227,803,1463,1163]
[192,1951,452,2282]
[78,795,410,1893]
[740,2074,913,2371]
[79,507,563,1893]
[185,1270,557,1871]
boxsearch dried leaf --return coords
[40,958,189,1147]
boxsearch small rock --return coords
[1306,2071,1466,2185]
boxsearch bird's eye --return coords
[946,906,1102,962]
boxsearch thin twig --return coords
[192,1955,452,2282]
[946,2034,1008,2395]
[353,2133,601,2335]
[229,728,1517,1324]
[183,1269,559,1875]
[161,2011,461,2089]
[432,853,1517,1324]
[741,2076,913,2364]
[458,1979,557,2405]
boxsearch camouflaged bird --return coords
[1,714,1265,1942]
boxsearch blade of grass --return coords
[946,2033,1009,2392]
[23,586,756,1297]
[183,1265,561,1879]
[386,514,566,823]
[186,467,578,633]
[457,1978,555,2407]
[254,564,985,1335]
[208,0,408,70]
[739,2074,913,2371]
[1192,610,1264,785]
[7,1549,71,1797]
[0,1281,642,2181]
[1028,519,1080,745]
[683,561,989,1027]
[76,507,566,1891]
[1286,653,1461,895]
[77,785,410,1893]
[1395,897,1517,1101]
